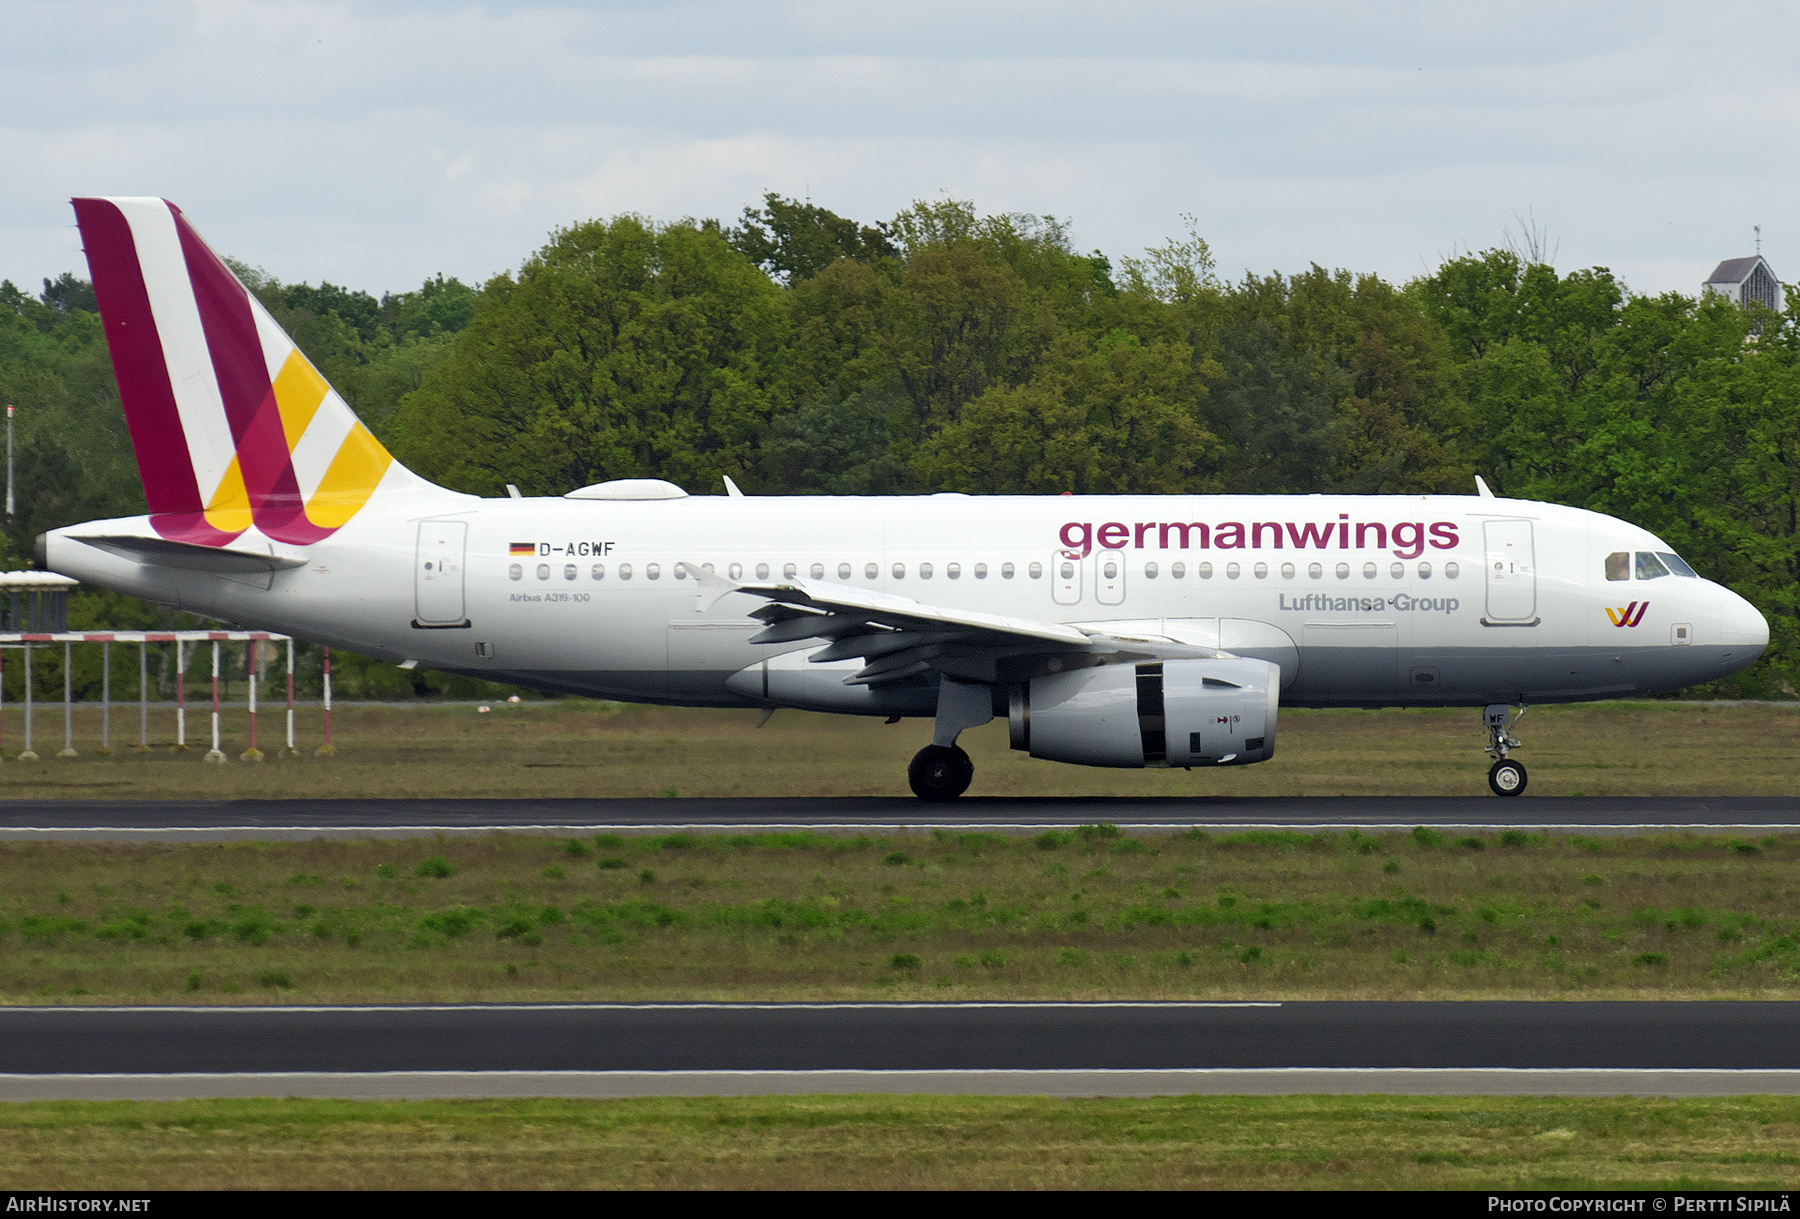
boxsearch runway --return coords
[1,795,1797,840]
[4,1002,1799,1099]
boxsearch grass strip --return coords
[4,828,1800,1002]
[0,699,1794,799]
[2,1094,1798,1190]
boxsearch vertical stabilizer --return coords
[73,197,424,547]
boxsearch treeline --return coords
[2,195,1796,698]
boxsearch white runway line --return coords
[6,1069,1800,1100]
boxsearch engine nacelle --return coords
[1009,658,1279,768]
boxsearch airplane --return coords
[38,197,1771,800]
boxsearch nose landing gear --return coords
[1483,703,1528,797]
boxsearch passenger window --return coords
[920,562,934,579]
[1226,562,1241,579]
[1002,562,1015,579]
[1335,562,1350,579]
[838,562,851,579]
[755,563,769,580]
[1307,562,1322,579]
[974,563,988,579]
[591,564,604,580]
[1445,561,1459,579]
[892,563,905,579]
[1144,562,1158,579]
[1604,551,1630,581]
[1253,562,1267,579]
[728,563,742,580]
[646,563,660,580]
[536,564,550,581]
[509,564,523,581]
[1658,551,1699,578]
[948,562,961,579]
[810,563,824,579]
[1197,562,1212,579]
[1171,561,1186,579]
[564,564,577,581]
[1635,552,1670,580]
[1028,562,1042,579]
[1362,562,1376,579]
[1417,562,1431,579]
[618,563,632,580]
[865,562,878,580]
[1390,562,1404,579]
[783,563,797,579]
[1280,562,1295,579]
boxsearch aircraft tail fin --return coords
[72,196,425,547]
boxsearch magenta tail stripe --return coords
[171,204,317,539]
[71,199,209,519]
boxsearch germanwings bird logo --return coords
[73,197,408,548]
[1605,602,1649,627]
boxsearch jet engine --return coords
[1008,658,1278,768]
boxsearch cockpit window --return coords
[1657,551,1699,578]
[1635,551,1671,580]
[1604,551,1630,581]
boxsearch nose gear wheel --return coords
[1488,758,1528,797]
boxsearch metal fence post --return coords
[57,640,76,757]
[174,640,188,753]
[283,637,298,757]
[315,645,333,756]
[204,639,224,763]
[18,642,35,762]
[135,640,150,752]
[98,640,112,755]
[240,638,262,762]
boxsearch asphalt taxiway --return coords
[0,795,1796,840]
[4,1001,1798,1100]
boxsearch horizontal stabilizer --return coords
[73,534,307,575]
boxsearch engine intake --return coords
[1009,658,1278,768]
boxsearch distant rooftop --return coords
[0,571,77,589]
[1703,254,1783,312]
[1706,256,1766,285]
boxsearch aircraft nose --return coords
[1720,586,1769,651]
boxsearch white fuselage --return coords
[45,490,1769,716]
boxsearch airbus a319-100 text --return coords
[40,198,1771,798]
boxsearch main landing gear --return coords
[908,678,993,801]
[909,744,974,802]
[1483,703,1528,797]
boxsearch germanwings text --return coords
[1059,518,1459,560]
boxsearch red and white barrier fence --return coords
[0,632,332,761]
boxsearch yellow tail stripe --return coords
[305,423,393,529]
[271,350,330,453]
[203,455,253,533]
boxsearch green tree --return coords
[390,215,790,495]
[912,330,1220,494]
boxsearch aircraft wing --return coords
[676,562,1221,686]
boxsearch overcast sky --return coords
[3,1,1795,299]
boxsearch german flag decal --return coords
[509,542,535,555]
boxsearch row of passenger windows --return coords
[1113,559,1457,581]
[506,558,1458,582]
[504,560,1046,582]
[1604,551,1699,581]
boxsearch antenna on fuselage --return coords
[1475,475,1496,499]
[723,475,746,498]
